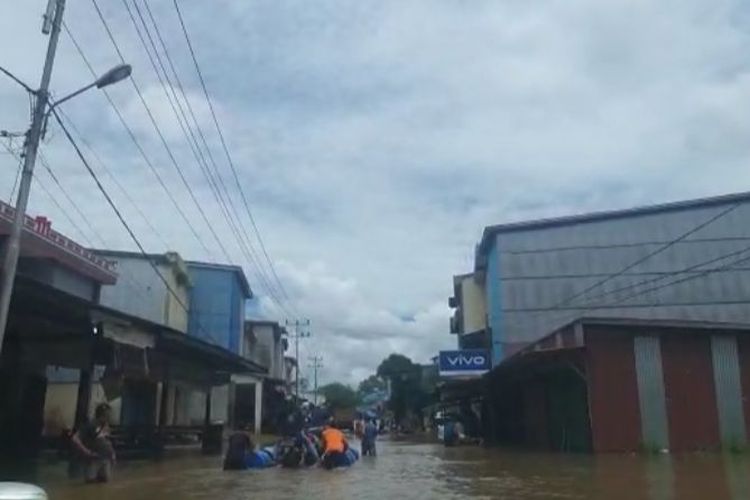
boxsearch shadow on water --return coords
[18,439,750,500]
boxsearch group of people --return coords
[65,401,380,483]
[224,418,366,470]
[354,417,379,456]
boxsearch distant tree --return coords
[318,382,359,411]
[376,353,416,380]
[357,375,387,397]
[376,354,433,425]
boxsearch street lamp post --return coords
[0,0,131,357]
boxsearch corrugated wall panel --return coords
[495,201,750,346]
[633,335,669,450]
[661,335,721,451]
[735,337,750,440]
[711,335,747,447]
[586,328,641,451]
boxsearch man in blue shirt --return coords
[361,419,378,456]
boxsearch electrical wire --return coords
[139,0,290,317]
[50,107,222,346]
[123,0,289,316]
[91,0,235,264]
[55,107,172,251]
[62,21,215,259]
[5,141,22,200]
[37,148,108,247]
[173,0,299,317]
[552,202,742,308]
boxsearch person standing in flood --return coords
[70,403,116,483]
[361,418,378,456]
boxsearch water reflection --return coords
[28,439,750,500]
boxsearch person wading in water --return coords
[70,403,116,483]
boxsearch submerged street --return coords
[27,439,750,500]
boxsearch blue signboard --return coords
[438,349,491,377]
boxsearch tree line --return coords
[316,353,438,425]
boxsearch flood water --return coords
[24,438,750,499]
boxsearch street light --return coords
[0,0,132,360]
[47,63,132,112]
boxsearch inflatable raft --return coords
[322,448,359,470]
[245,446,277,469]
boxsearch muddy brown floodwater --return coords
[25,438,750,499]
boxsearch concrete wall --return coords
[458,275,487,334]
[97,255,190,332]
[17,259,98,301]
[485,200,750,358]
[187,266,245,354]
[244,323,285,380]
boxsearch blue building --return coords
[186,261,252,354]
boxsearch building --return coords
[96,250,191,332]
[0,201,262,456]
[84,250,194,428]
[233,321,289,433]
[186,261,252,354]
[487,318,750,452]
[445,190,750,452]
[244,320,288,381]
[449,273,488,349]
[186,261,253,427]
[473,191,750,365]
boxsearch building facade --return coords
[186,262,252,354]
[96,250,191,332]
[449,273,488,349]
[487,318,750,452]
[244,321,288,381]
[473,192,750,365]
[48,250,195,429]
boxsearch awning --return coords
[157,330,266,375]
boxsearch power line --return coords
[50,107,221,345]
[4,140,22,200]
[37,148,107,247]
[552,203,742,308]
[5,120,193,333]
[123,0,289,316]
[140,0,290,317]
[503,238,750,335]
[173,0,299,316]
[90,0,235,265]
[62,21,215,259]
[1,141,94,245]
[32,175,95,247]
[55,107,172,251]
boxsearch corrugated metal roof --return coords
[477,190,750,256]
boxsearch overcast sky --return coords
[2,0,750,385]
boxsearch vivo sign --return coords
[438,350,490,377]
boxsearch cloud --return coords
[4,0,750,384]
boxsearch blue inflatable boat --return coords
[245,446,277,469]
[322,448,359,469]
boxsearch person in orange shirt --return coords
[320,419,350,468]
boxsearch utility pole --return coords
[286,319,310,400]
[308,356,323,405]
[0,0,66,356]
